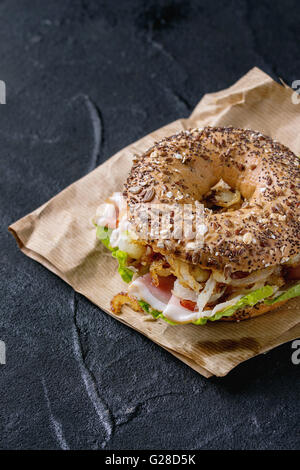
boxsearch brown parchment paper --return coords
[9,67,300,377]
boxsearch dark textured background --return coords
[1,0,299,450]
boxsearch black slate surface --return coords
[1,0,300,450]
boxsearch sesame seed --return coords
[243,232,253,244]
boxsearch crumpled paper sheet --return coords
[9,67,300,377]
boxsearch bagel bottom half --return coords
[222,300,288,321]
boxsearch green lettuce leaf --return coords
[96,225,134,283]
[193,285,274,325]
[138,300,177,325]
[264,282,300,305]
[112,249,134,283]
[96,225,112,249]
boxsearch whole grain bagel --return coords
[221,299,288,321]
[124,127,300,275]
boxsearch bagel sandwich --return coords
[94,127,300,324]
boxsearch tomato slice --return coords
[180,299,197,311]
[146,274,175,305]
[152,275,176,291]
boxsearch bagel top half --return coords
[123,126,300,274]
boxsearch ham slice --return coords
[128,273,202,323]
[128,273,175,312]
[163,295,199,323]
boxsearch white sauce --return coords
[97,192,143,259]
[96,203,117,228]
[109,213,144,259]
[109,192,126,212]
[109,213,131,248]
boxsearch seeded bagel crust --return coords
[221,299,288,321]
[124,127,300,274]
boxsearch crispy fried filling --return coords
[124,239,293,315]
[140,251,286,303]
[202,179,244,213]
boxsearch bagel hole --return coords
[202,178,244,212]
